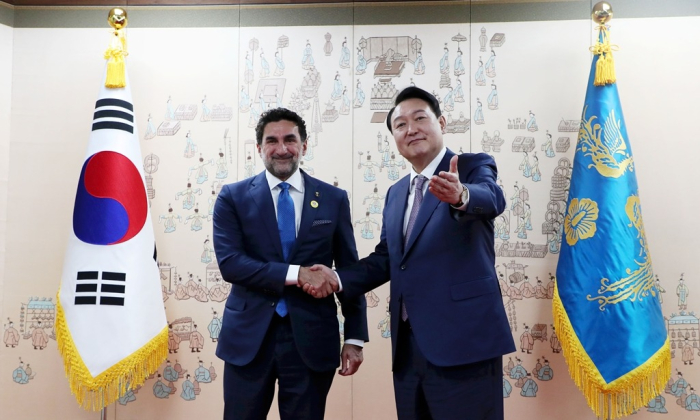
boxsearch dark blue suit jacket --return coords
[338,150,515,367]
[213,170,368,372]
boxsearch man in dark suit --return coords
[213,108,368,420]
[306,87,515,420]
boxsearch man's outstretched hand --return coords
[298,265,338,298]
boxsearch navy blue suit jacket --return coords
[213,170,368,372]
[338,151,515,368]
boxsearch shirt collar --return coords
[410,147,447,184]
[265,168,304,193]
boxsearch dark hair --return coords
[255,107,308,145]
[386,86,441,133]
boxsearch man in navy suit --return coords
[213,108,368,420]
[307,87,515,420]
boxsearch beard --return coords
[264,155,299,181]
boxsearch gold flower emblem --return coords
[564,198,599,246]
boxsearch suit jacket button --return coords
[400,265,406,270]
[475,207,483,214]
[270,302,275,307]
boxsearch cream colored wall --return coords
[1,5,699,420]
[0,23,11,322]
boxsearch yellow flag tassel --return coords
[55,293,168,411]
[591,26,618,86]
[552,282,671,419]
[104,28,128,89]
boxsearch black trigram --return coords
[75,271,126,306]
[92,98,134,134]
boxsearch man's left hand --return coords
[430,155,462,205]
[338,343,363,376]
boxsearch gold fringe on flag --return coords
[552,282,671,419]
[55,294,168,411]
[104,28,128,89]
[590,25,618,86]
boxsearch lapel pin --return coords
[310,200,319,208]
[315,191,320,197]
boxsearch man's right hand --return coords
[298,266,338,298]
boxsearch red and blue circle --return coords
[73,151,147,245]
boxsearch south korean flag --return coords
[56,71,167,411]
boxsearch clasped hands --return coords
[298,265,338,298]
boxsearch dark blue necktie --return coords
[276,182,295,317]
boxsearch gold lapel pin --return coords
[310,200,319,208]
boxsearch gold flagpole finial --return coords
[105,8,128,88]
[590,2,617,86]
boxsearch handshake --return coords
[298,265,339,298]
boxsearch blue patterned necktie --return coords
[276,182,295,317]
[402,175,427,321]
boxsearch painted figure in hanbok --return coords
[542,131,555,157]
[454,78,465,102]
[4,321,19,348]
[485,49,497,78]
[520,152,531,178]
[378,308,391,338]
[244,51,254,85]
[354,79,365,108]
[208,311,222,342]
[677,275,689,310]
[163,360,179,385]
[248,103,261,128]
[537,360,553,381]
[530,154,541,182]
[118,386,136,405]
[548,223,561,254]
[356,47,367,74]
[153,375,172,398]
[339,38,350,69]
[355,211,380,240]
[159,205,182,233]
[550,327,561,353]
[413,51,425,75]
[144,113,156,139]
[302,41,314,69]
[189,155,213,184]
[520,374,538,397]
[487,83,498,110]
[259,50,270,78]
[12,360,30,384]
[503,376,512,398]
[194,360,212,383]
[479,27,487,51]
[209,278,231,302]
[185,207,209,231]
[168,324,182,352]
[358,154,382,182]
[363,184,385,214]
[510,183,521,212]
[439,45,450,74]
[184,131,197,158]
[509,358,528,383]
[189,325,204,353]
[259,93,268,113]
[201,95,211,121]
[31,322,48,350]
[670,372,688,397]
[520,277,535,299]
[274,91,283,109]
[274,50,285,76]
[495,215,510,240]
[384,152,406,181]
[475,58,486,86]
[523,203,532,232]
[473,98,485,125]
[243,153,255,179]
[180,375,196,401]
[687,388,700,411]
[215,151,228,179]
[208,190,217,216]
[331,72,343,100]
[647,395,667,413]
[526,110,538,131]
[340,87,350,115]
[239,86,251,113]
[443,87,455,112]
[201,238,213,263]
[165,96,175,120]
[454,49,465,76]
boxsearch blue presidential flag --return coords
[552,26,670,418]
[56,64,168,410]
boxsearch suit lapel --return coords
[293,171,320,257]
[249,171,284,260]
[403,150,455,256]
[388,176,410,257]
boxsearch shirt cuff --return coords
[285,265,300,286]
[344,339,364,348]
[334,270,343,292]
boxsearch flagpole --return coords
[100,406,107,420]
